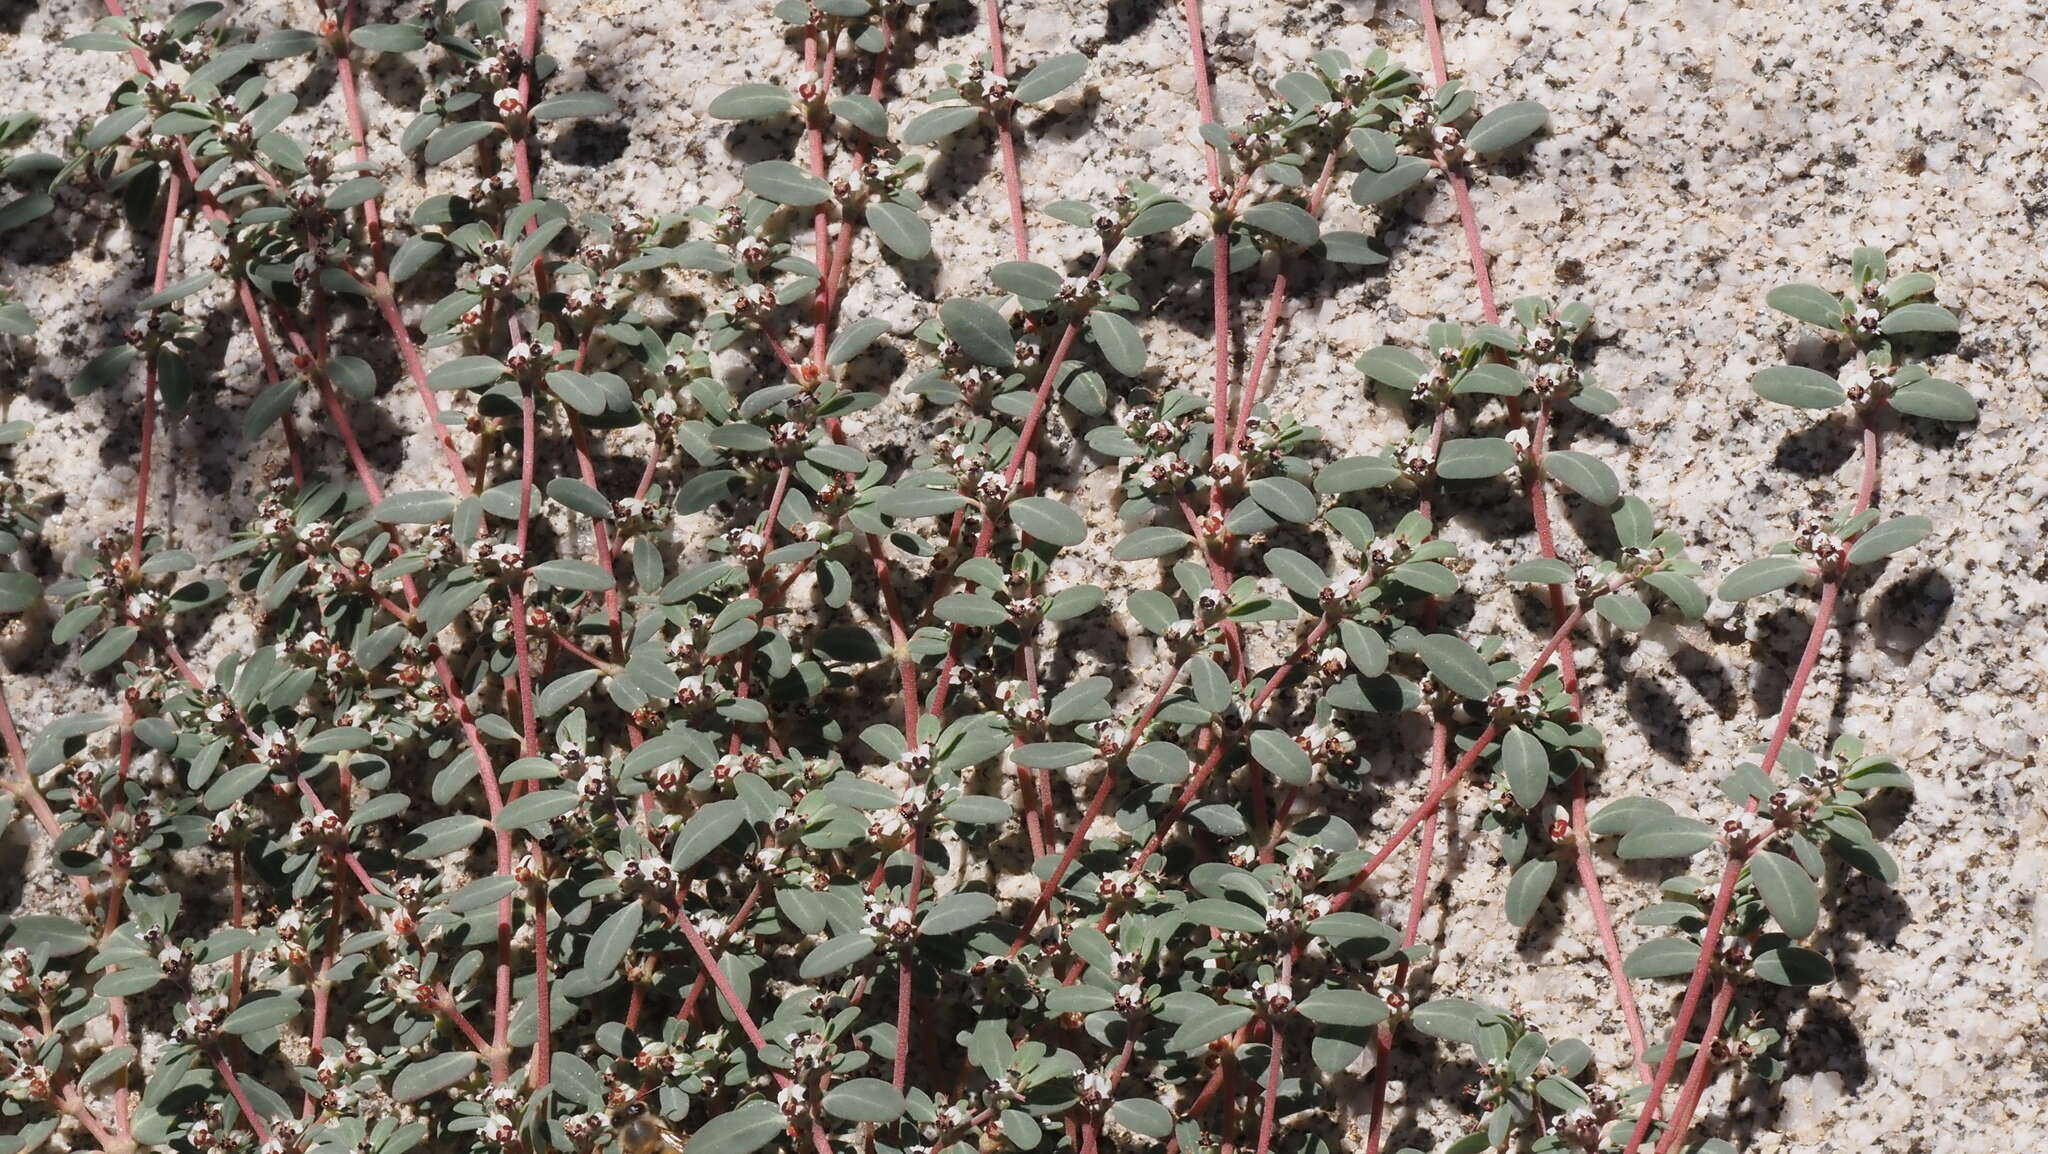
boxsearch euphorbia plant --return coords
[0,3,1969,1154]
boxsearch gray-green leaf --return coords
[1013,53,1090,104]
[1752,365,1844,410]
[1465,101,1549,154]
[1748,850,1819,938]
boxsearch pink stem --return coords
[1229,151,1341,452]
[984,0,1030,260]
[1417,0,1652,1078]
[1654,978,1738,1154]
[131,175,183,566]
[1624,421,1877,1152]
[338,0,473,490]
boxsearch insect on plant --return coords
[0,2,1971,1154]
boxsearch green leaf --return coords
[351,23,428,53]
[1409,998,1490,1043]
[991,260,1063,300]
[393,1053,478,1100]
[5,915,95,956]
[1642,571,1708,619]
[1765,284,1845,331]
[1887,378,1976,422]
[1250,728,1312,786]
[1749,850,1819,938]
[1624,937,1700,979]
[1086,311,1146,375]
[423,120,502,165]
[1508,557,1573,585]
[1170,1002,1254,1052]
[830,94,888,136]
[64,32,137,52]
[532,91,616,121]
[1452,363,1527,396]
[324,176,384,210]
[371,490,457,524]
[0,191,52,234]
[689,1104,785,1154]
[221,991,301,1037]
[138,273,213,311]
[920,892,998,936]
[1010,496,1086,547]
[79,625,139,673]
[670,800,748,871]
[1315,455,1400,494]
[827,317,892,365]
[84,105,148,151]
[1499,728,1548,811]
[1878,302,1958,334]
[1753,945,1833,986]
[1239,201,1319,247]
[1752,365,1844,410]
[0,572,41,614]
[585,902,644,980]
[708,83,796,120]
[1013,53,1090,104]
[531,559,615,591]
[1012,742,1094,769]
[935,593,1007,627]
[550,1053,605,1110]
[1181,899,1265,934]
[1297,988,1390,1028]
[1415,634,1494,700]
[1466,100,1549,153]
[1356,345,1426,390]
[743,160,832,207]
[800,933,876,979]
[1127,742,1190,784]
[426,355,505,392]
[1112,1099,1175,1139]
[495,789,579,833]
[1593,591,1651,631]
[865,201,930,260]
[901,104,982,145]
[546,478,612,520]
[1247,476,1317,523]
[1543,450,1619,506]
[1319,230,1385,266]
[1261,549,1327,602]
[1846,515,1931,565]
[1350,154,1432,205]
[70,344,137,397]
[389,235,445,283]
[1436,437,1518,480]
[1505,858,1558,927]
[1114,526,1191,560]
[1616,815,1715,859]
[1717,555,1810,602]
[1125,196,1193,236]
[939,298,1016,368]
[823,1078,906,1123]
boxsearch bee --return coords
[618,1115,689,1154]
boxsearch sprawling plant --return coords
[0,3,1970,1154]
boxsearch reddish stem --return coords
[131,175,183,567]
[1251,957,1289,1154]
[1626,421,1879,1153]
[1415,0,1653,1080]
[1654,978,1738,1154]
[1229,150,1342,452]
[335,0,474,490]
[983,0,1030,261]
